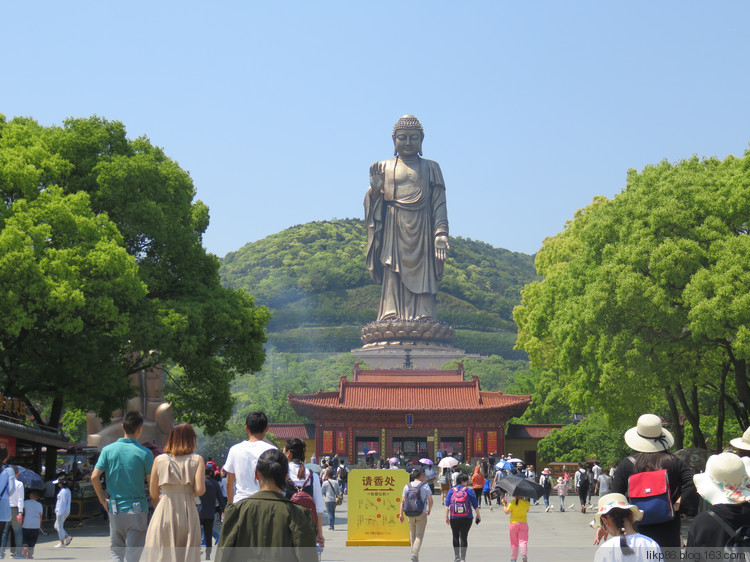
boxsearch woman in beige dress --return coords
[145,423,205,562]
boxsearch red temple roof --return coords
[289,365,531,418]
[267,423,315,440]
[506,424,563,439]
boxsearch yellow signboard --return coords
[346,469,410,546]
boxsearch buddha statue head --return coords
[392,114,424,157]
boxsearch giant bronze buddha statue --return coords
[365,115,449,324]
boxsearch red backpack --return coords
[287,472,318,528]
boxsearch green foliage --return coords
[0,115,270,437]
[450,355,530,392]
[196,418,246,465]
[536,414,631,467]
[0,187,145,418]
[61,408,88,444]
[453,330,525,358]
[446,356,573,425]
[515,151,750,450]
[228,349,362,425]
[220,220,537,358]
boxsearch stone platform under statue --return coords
[353,318,468,369]
[351,341,468,370]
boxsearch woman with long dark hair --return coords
[283,438,324,543]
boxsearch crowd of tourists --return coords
[399,413,750,562]
[3,410,750,561]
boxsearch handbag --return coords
[335,493,343,505]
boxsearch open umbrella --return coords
[305,463,322,474]
[495,460,515,471]
[388,456,399,464]
[366,450,377,455]
[495,474,545,500]
[15,467,44,490]
[419,458,433,465]
[438,457,459,468]
[506,458,524,464]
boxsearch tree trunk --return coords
[44,395,65,481]
[732,357,750,428]
[674,383,707,449]
[716,363,729,452]
[664,387,684,450]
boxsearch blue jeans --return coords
[325,501,336,529]
[542,493,550,508]
[1,508,23,556]
[54,513,69,542]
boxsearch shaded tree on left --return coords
[0,115,270,475]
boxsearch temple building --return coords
[289,363,533,465]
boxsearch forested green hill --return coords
[219,219,537,357]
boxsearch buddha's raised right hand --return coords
[369,161,385,198]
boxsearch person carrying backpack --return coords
[445,473,481,562]
[398,468,433,562]
[611,414,696,548]
[336,464,348,494]
[539,468,553,512]
[283,438,325,547]
[575,462,589,513]
[687,452,750,552]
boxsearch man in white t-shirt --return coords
[223,411,277,503]
[595,473,611,496]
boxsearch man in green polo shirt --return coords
[92,411,154,562]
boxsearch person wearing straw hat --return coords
[593,493,661,562]
[730,427,750,458]
[611,414,696,547]
[686,452,750,548]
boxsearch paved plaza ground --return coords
[21,494,692,561]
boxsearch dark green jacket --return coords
[215,491,317,562]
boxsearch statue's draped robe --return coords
[365,156,449,321]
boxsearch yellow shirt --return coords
[507,498,530,523]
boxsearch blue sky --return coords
[3,2,749,257]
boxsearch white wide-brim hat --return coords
[694,453,750,505]
[730,427,750,452]
[624,414,674,453]
[594,493,644,528]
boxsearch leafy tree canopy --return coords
[515,151,750,450]
[0,115,270,442]
[536,413,631,468]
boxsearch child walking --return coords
[593,493,661,562]
[554,477,567,512]
[482,476,492,509]
[502,495,530,562]
[22,490,44,559]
